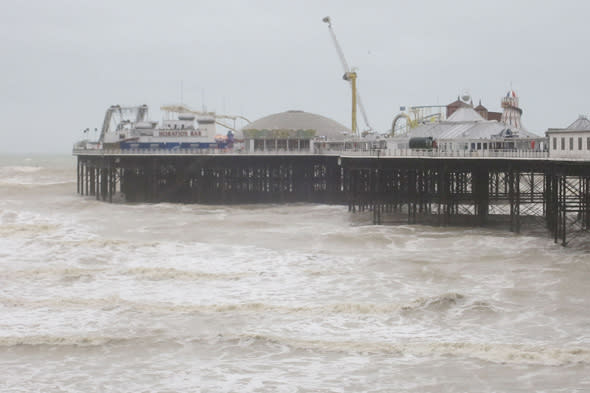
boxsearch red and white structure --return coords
[500,90,523,130]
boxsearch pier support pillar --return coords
[474,168,490,226]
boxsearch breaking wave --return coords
[122,267,251,281]
[0,164,74,186]
[0,292,475,317]
[0,266,251,282]
[2,331,588,366]
[400,292,465,312]
[0,334,159,347]
[1,165,43,173]
[233,334,590,366]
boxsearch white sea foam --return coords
[0,162,74,186]
[231,333,590,366]
[0,165,43,173]
[1,154,590,392]
[0,334,156,347]
[0,292,496,320]
[1,330,587,367]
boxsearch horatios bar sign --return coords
[157,130,205,137]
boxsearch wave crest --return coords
[0,293,472,317]
[235,333,590,366]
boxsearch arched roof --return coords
[243,110,352,140]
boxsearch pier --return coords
[74,149,590,246]
[340,155,590,246]
[76,152,344,205]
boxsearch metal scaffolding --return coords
[77,154,590,246]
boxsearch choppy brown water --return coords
[1,154,589,392]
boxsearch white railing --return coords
[73,147,550,159]
[342,149,550,159]
[72,148,338,156]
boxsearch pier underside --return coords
[76,155,344,205]
[76,154,589,245]
[341,157,590,246]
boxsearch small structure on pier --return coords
[547,115,590,159]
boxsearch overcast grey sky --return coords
[1,0,589,153]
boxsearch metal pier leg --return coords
[108,167,114,203]
[509,170,515,232]
[514,171,520,233]
[77,158,80,194]
[85,163,89,196]
[553,175,559,244]
[96,167,100,201]
[585,177,590,230]
[407,169,417,225]
[475,168,489,226]
[561,176,567,246]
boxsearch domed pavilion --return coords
[242,110,351,152]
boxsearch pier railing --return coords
[73,147,549,159]
[343,149,549,159]
[72,148,340,156]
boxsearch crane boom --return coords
[323,16,372,134]
[323,17,349,74]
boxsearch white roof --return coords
[546,115,590,134]
[407,114,539,141]
[566,115,590,131]
[446,107,485,122]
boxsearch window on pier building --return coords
[579,137,583,150]
[561,137,565,150]
[552,137,556,150]
[587,137,590,150]
[569,137,574,150]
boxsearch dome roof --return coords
[243,110,352,140]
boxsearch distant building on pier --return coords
[547,115,590,159]
[390,90,545,152]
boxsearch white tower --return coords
[501,90,523,129]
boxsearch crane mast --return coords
[323,16,372,136]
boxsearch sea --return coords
[1,153,589,392]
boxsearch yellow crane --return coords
[323,16,372,137]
